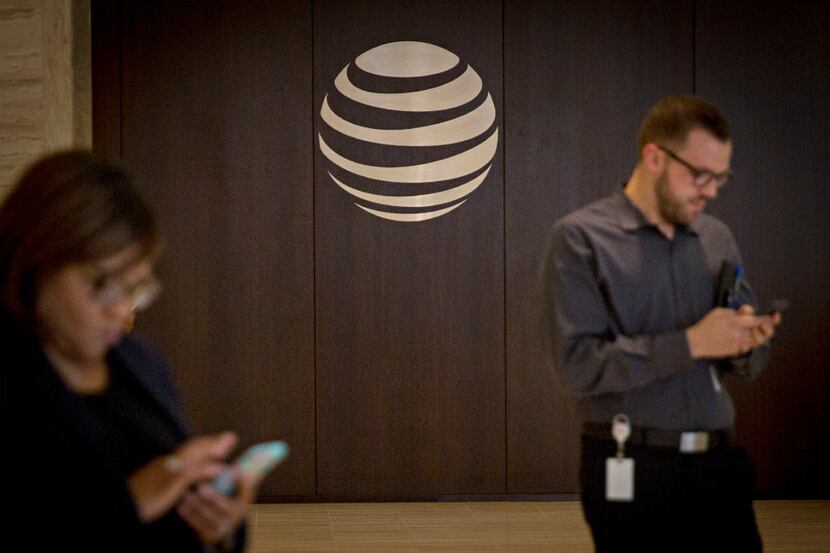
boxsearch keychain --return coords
[606,414,635,502]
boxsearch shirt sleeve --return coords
[542,222,697,398]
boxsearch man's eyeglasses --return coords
[657,145,732,189]
[82,266,162,312]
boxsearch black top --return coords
[83,355,205,551]
[84,357,181,476]
[0,309,245,552]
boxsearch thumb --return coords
[205,431,239,458]
[234,467,265,503]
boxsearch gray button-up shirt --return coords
[541,190,770,431]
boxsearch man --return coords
[541,95,781,551]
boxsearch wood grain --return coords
[696,0,830,497]
[0,0,90,197]
[90,0,829,499]
[247,500,830,552]
[110,0,316,496]
[504,0,694,493]
[0,0,44,196]
[313,0,505,497]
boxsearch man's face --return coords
[655,128,732,225]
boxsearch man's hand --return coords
[686,305,781,359]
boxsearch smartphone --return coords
[758,298,789,316]
[212,440,289,496]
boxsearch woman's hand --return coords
[176,466,265,548]
[127,432,238,523]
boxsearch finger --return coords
[756,314,776,325]
[178,499,215,542]
[207,432,239,457]
[211,463,262,505]
[740,331,758,352]
[737,304,755,315]
[232,468,266,504]
[737,328,755,351]
[747,328,764,349]
[734,314,766,329]
[753,319,779,346]
[194,483,236,519]
[175,433,238,477]
[756,323,775,344]
[178,491,205,527]
[183,432,238,463]
[178,491,228,543]
[205,477,254,532]
[169,460,226,491]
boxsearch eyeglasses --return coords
[657,145,732,189]
[81,265,162,312]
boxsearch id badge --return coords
[606,457,634,501]
[606,414,634,502]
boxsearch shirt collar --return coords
[614,187,701,237]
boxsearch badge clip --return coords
[611,413,631,458]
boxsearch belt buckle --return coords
[679,431,709,453]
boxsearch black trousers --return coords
[580,435,762,552]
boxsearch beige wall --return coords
[0,0,90,199]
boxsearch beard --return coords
[656,169,699,226]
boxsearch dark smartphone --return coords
[758,298,789,316]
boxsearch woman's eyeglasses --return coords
[82,266,162,312]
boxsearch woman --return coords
[0,151,262,552]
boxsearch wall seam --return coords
[310,0,319,498]
[501,0,509,494]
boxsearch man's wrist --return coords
[685,327,702,359]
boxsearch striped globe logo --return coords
[318,41,498,222]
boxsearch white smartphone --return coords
[212,440,289,496]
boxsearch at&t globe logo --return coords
[318,41,498,222]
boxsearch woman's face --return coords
[34,244,157,367]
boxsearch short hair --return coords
[0,150,161,325]
[638,95,731,153]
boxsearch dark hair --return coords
[638,95,731,153]
[0,150,160,324]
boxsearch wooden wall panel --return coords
[696,0,830,496]
[504,0,694,493]
[0,0,43,195]
[1,0,90,195]
[313,0,505,496]
[110,1,315,496]
[90,0,119,161]
[91,0,829,500]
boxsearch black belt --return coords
[582,422,736,453]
